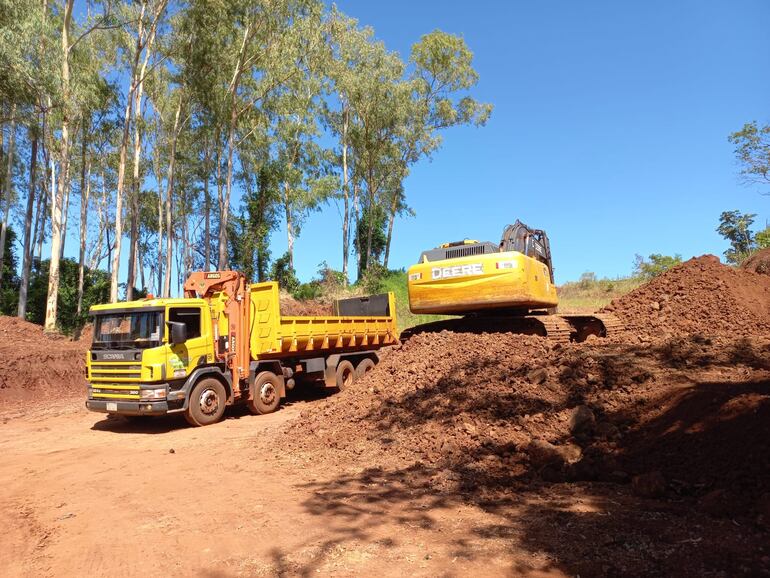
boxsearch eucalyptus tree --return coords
[729,121,770,190]
[323,10,387,280]
[43,0,75,331]
[2,0,59,319]
[107,0,168,303]
[271,78,335,268]
[379,31,492,268]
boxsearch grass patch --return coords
[557,275,643,313]
[375,270,451,332]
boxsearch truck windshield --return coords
[92,311,163,349]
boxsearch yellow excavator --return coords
[405,219,622,342]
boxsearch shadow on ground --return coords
[89,383,336,434]
[268,337,770,576]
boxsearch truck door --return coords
[166,306,210,380]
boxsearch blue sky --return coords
[287,0,770,284]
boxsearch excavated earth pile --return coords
[0,316,88,409]
[284,255,770,573]
[602,254,770,339]
[742,247,770,276]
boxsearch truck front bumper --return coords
[86,399,170,416]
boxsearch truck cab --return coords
[86,298,215,418]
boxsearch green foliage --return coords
[25,258,110,334]
[269,252,300,294]
[368,269,448,332]
[729,121,770,187]
[231,163,281,282]
[717,210,757,264]
[355,205,387,274]
[633,253,683,280]
[358,262,387,295]
[0,227,20,315]
[755,226,770,250]
[292,281,322,301]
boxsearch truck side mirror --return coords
[166,321,187,345]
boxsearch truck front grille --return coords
[90,362,142,382]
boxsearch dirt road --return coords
[1,395,578,578]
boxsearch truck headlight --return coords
[140,388,167,400]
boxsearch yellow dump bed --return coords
[248,282,399,359]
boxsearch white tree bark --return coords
[44,0,73,331]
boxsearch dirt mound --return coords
[0,316,88,410]
[285,330,770,517]
[741,248,770,275]
[279,293,331,316]
[602,255,770,339]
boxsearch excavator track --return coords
[558,312,625,341]
[590,313,624,338]
[401,313,624,343]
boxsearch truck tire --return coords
[184,378,227,427]
[247,371,281,415]
[335,360,355,391]
[355,358,376,379]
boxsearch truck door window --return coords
[169,308,201,339]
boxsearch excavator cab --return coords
[500,220,555,283]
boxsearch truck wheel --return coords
[355,358,376,379]
[335,360,355,391]
[247,371,281,415]
[185,378,227,427]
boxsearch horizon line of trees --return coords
[0,0,492,332]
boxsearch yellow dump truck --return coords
[85,270,398,426]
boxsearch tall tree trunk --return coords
[109,90,135,302]
[35,160,50,263]
[162,100,182,298]
[154,138,163,295]
[219,105,238,269]
[110,1,149,303]
[215,131,223,270]
[383,191,398,269]
[44,0,73,331]
[88,171,106,271]
[218,23,250,269]
[364,169,375,272]
[0,104,16,289]
[76,124,90,317]
[203,138,210,271]
[17,125,38,318]
[283,182,294,268]
[352,180,361,278]
[126,28,157,301]
[58,155,71,262]
[137,240,145,292]
[340,101,349,282]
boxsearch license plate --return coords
[106,402,117,412]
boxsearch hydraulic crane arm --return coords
[183,271,251,389]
